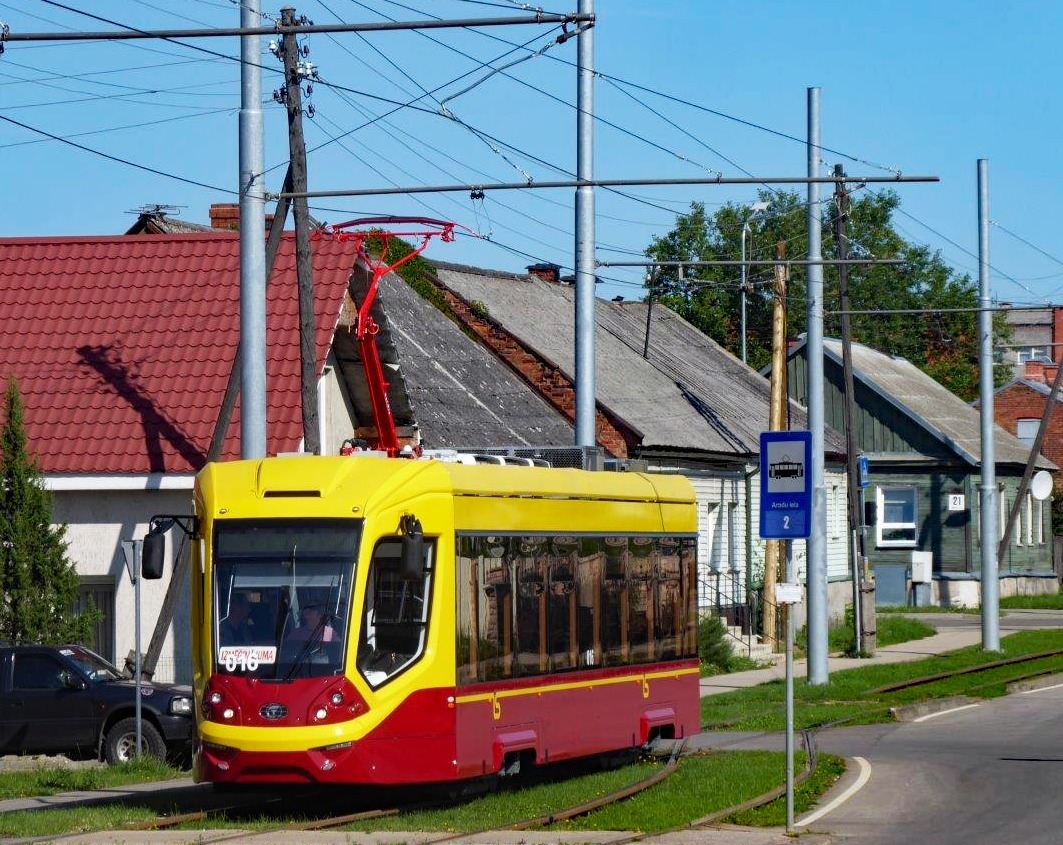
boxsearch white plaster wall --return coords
[749,464,852,620]
[689,472,747,611]
[319,354,359,457]
[51,488,193,684]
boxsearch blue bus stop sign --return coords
[759,431,812,539]
[857,454,870,489]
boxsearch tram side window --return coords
[455,532,698,685]
[357,537,433,688]
[515,537,548,675]
[666,536,698,659]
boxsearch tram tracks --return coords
[11,654,1063,844]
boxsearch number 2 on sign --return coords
[783,515,790,530]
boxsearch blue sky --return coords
[1,0,1061,305]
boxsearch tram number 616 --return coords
[224,652,259,672]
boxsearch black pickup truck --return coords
[0,644,194,765]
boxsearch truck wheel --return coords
[104,718,166,765]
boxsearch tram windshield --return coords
[212,519,360,679]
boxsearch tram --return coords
[142,218,699,785]
[157,455,699,786]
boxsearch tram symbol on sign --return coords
[768,456,803,479]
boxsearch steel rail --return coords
[868,648,1063,695]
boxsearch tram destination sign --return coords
[759,431,812,539]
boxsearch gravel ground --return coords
[0,754,104,772]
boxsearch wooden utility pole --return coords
[998,359,1063,557]
[834,166,874,655]
[280,5,320,455]
[764,240,789,651]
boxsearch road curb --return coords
[1006,672,1063,694]
[889,695,978,722]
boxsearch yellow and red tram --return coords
[189,455,699,786]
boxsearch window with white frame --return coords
[1037,498,1046,545]
[1018,347,1052,364]
[1025,493,1034,546]
[1016,419,1039,447]
[876,486,918,547]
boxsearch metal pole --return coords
[806,87,828,684]
[978,159,1000,651]
[6,14,594,43]
[279,174,938,200]
[134,541,142,759]
[784,542,795,834]
[574,0,595,448]
[741,224,749,365]
[239,0,267,459]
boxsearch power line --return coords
[992,221,1063,269]
[0,111,231,194]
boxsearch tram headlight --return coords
[209,691,223,704]
[305,678,367,725]
[222,708,235,720]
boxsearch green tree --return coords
[644,191,1008,400]
[0,378,95,644]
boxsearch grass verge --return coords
[728,753,846,827]
[703,628,1063,732]
[0,803,161,839]
[550,752,811,833]
[999,591,1063,610]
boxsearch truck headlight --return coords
[170,696,193,716]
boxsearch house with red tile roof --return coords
[0,226,575,680]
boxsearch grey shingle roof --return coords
[811,337,1054,469]
[343,266,575,449]
[431,261,843,458]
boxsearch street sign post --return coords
[760,431,813,539]
[857,454,869,489]
[121,540,143,759]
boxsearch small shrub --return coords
[698,615,734,673]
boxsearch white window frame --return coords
[1025,493,1034,546]
[1037,498,1046,545]
[876,485,918,548]
[1018,346,1052,364]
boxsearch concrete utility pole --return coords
[239,0,267,459]
[574,0,596,448]
[764,240,790,651]
[978,159,1000,651]
[280,6,320,455]
[805,87,828,684]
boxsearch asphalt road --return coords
[806,681,1063,844]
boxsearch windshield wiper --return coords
[284,611,335,680]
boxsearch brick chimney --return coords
[1045,364,1060,387]
[526,263,562,284]
[1025,360,1047,384]
[210,203,240,230]
[209,203,276,233]
[1054,307,1063,363]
